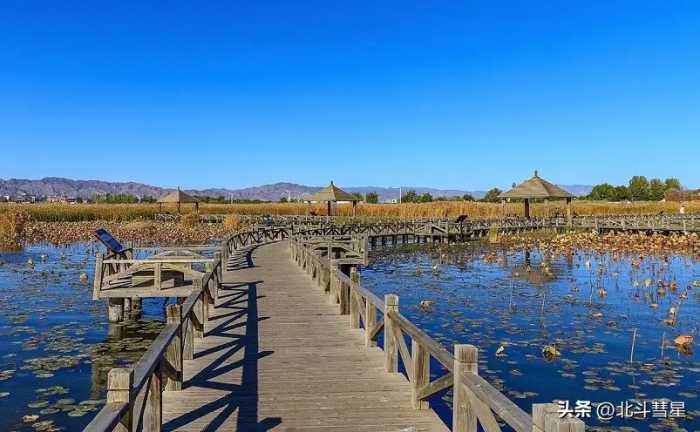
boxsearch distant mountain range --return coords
[0,177,593,202]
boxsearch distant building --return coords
[12,193,36,203]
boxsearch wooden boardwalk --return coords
[161,241,449,432]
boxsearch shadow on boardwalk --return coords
[163,245,281,431]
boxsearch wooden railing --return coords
[86,225,291,432]
[85,254,221,432]
[290,235,585,432]
[221,226,289,263]
[553,214,700,232]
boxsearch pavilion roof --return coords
[157,188,200,204]
[498,171,573,199]
[305,182,358,202]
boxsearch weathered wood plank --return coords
[160,242,448,432]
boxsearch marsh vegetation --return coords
[362,234,700,431]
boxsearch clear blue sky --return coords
[2,1,699,190]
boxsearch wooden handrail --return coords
[85,402,129,431]
[86,225,280,432]
[88,214,694,431]
[387,311,453,371]
[291,232,586,432]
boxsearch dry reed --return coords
[0,209,30,250]
[1,200,696,222]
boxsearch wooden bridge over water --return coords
[86,214,700,432]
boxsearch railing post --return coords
[143,365,162,432]
[328,267,337,305]
[163,304,183,391]
[195,292,205,338]
[384,294,399,373]
[93,253,103,300]
[365,299,377,348]
[533,403,585,432]
[453,344,478,432]
[411,339,429,409]
[215,251,223,286]
[183,307,194,360]
[349,267,360,328]
[107,368,133,432]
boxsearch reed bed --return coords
[0,209,29,250]
[1,200,696,222]
[22,220,229,246]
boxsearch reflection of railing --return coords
[85,254,222,431]
[289,234,586,432]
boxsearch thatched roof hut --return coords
[499,171,573,220]
[157,188,200,213]
[305,181,359,216]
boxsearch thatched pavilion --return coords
[157,188,200,213]
[498,171,573,222]
[305,181,360,216]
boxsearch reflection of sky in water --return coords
[0,243,168,431]
[363,244,700,431]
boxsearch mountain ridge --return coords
[0,177,593,202]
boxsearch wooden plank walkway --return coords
[161,241,449,432]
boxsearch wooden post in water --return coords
[123,298,132,317]
[384,294,399,373]
[107,368,133,432]
[453,344,478,432]
[108,298,124,323]
[163,304,183,391]
[93,253,103,300]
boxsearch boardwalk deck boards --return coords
[161,242,449,432]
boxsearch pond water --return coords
[0,242,167,432]
[362,242,700,432]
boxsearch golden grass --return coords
[0,200,696,222]
[223,214,243,230]
[0,209,30,250]
[179,213,200,227]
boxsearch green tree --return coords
[365,192,379,204]
[462,193,475,201]
[351,192,364,201]
[648,178,666,201]
[401,190,418,203]
[611,186,630,201]
[628,176,650,201]
[664,178,682,191]
[588,183,615,200]
[419,193,433,203]
[481,188,502,203]
[279,196,288,203]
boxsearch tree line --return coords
[586,176,681,202]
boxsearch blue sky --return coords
[2,1,699,190]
